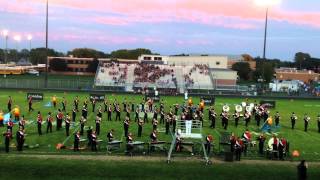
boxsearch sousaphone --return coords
[235,105,242,113]
[223,105,230,112]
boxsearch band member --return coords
[84,126,92,147]
[221,111,229,130]
[165,115,170,135]
[199,111,204,127]
[138,118,144,137]
[91,98,96,112]
[233,111,240,127]
[278,137,287,160]
[274,112,281,127]
[304,114,310,132]
[126,133,134,154]
[46,112,53,133]
[174,103,179,116]
[160,110,165,124]
[209,108,217,128]
[72,107,76,122]
[205,135,213,155]
[175,130,182,152]
[230,133,236,153]
[52,95,57,108]
[255,108,261,126]
[115,105,121,121]
[7,117,13,132]
[291,112,297,130]
[125,108,130,120]
[107,129,114,142]
[150,130,158,152]
[56,109,63,131]
[3,129,12,153]
[244,110,251,127]
[242,129,251,156]
[257,133,266,155]
[65,113,71,136]
[62,97,67,112]
[97,106,103,119]
[84,97,88,108]
[143,109,148,123]
[234,137,243,161]
[107,104,112,121]
[91,131,97,152]
[7,96,12,112]
[95,116,101,135]
[82,105,88,119]
[172,115,177,133]
[28,96,34,112]
[131,102,135,112]
[272,134,279,158]
[153,108,158,120]
[317,114,320,133]
[123,116,130,137]
[74,131,80,152]
[37,111,43,135]
[135,108,139,122]
[18,115,26,130]
[148,98,153,112]
[80,116,86,135]
[104,99,108,112]
[74,96,79,112]
[16,128,25,151]
[152,118,158,131]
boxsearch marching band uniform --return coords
[56,109,64,131]
[19,116,26,130]
[160,110,165,124]
[272,135,279,158]
[175,132,182,152]
[205,135,213,155]
[257,134,266,155]
[87,127,93,146]
[91,98,96,112]
[221,111,229,130]
[82,106,88,119]
[233,111,240,127]
[230,133,236,153]
[37,112,43,135]
[143,110,148,123]
[126,108,130,120]
[46,113,53,133]
[107,130,114,142]
[95,116,101,135]
[150,131,157,152]
[80,116,86,135]
[234,138,243,161]
[16,129,25,151]
[165,116,170,135]
[278,138,287,160]
[291,112,297,129]
[255,109,261,126]
[152,118,158,131]
[65,114,71,136]
[108,105,112,121]
[134,108,139,122]
[123,117,130,137]
[174,104,179,116]
[62,97,67,112]
[244,111,251,128]
[28,96,34,112]
[131,102,135,112]
[209,109,216,129]
[7,119,13,132]
[304,115,310,132]
[74,132,80,152]
[242,130,251,156]
[91,132,97,152]
[3,130,12,153]
[52,96,57,108]
[104,100,108,112]
[275,112,281,127]
[74,96,79,112]
[8,96,12,112]
[126,133,134,154]
[172,115,177,133]
[115,106,121,121]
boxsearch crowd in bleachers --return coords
[96,62,128,85]
[133,63,174,84]
[184,64,209,88]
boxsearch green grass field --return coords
[0,89,319,179]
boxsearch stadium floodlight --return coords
[2,29,9,37]
[27,34,32,41]
[13,35,21,42]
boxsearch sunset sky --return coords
[0,0,319,60]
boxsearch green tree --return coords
[253,60,275,83]
[111,48,153,59]
[231,62,252,81]
[49,58,67,71]
[294,52,311,70]
[30,48,63,65]
[68,48,108,58]
[87,58,99,72]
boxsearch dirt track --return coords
[3,154,320,166]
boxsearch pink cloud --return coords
[4,0,320,28]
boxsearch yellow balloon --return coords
[267,117,273,125]
[14,108,20,116]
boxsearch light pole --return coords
[13,35,21,62]
[2,30,9,64]
[45,0,49,88]
[27,35,32,51]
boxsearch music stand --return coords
[167,120,211,165]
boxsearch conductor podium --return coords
[167,120,211,165]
